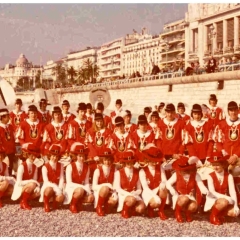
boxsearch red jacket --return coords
[143,166,161,190]
[71,162,88,185]
[22,162,37,180]
[45,162,61,184]
[0,124,15,154]
[176,171,196,195]
[98,165,115,184]
[119,168,139,192]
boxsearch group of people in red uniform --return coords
[0,94,240,226]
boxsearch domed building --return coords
[0,53,42,89]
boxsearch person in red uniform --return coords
[86,103,94,122]
[61,100,76,124]
[158,102,166,120]
[16,105,44,150]
[113,150,145,218]
[183,104,214,164]
[205,151,239,225]
[123,110,138,134]
[110,99,124,127]
[108,116,135,164]
[11,143,41,210]
[64,143,94,213]
[131,115,156,161]
[0,146,15,207]
[41,106,69,156]
[166,156,210,223]
[39,144,65,212]
[37,99,52,126]
[157,103,185,176]
[139,146,168,220]
[176,102,190,124]
[85,113,112,182]
[9,98,27,138]
[213,101,240,165]
[94,102,112,130]
[143,107,152,123]
[0,108,16,175]
[207,94,225,128]
[67,102,92,147]
[92,148,118,216]
[148,111,161,149]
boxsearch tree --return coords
[35,70,42,88]
[17,76,29,90]
[52,63,66,84]
[67,66,77,83]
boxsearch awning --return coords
[177,41,185,46]
[177,51,185,56]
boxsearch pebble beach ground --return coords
[0,199,240,237]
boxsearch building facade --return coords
[0,54,42,88]
[97,37,124,81]
[159,19,185,69]
[122,28,162,77]
[185,3,240,66]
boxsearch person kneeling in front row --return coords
[39,144,65,212]
[166,156,210,223]
[92,148,118,216]
[114,151,145,218]
[64,143,94,213]
[139,145,168,220]
[0,147,15,207]
[11,143,41,210]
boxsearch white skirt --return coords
[141,187,160,207]
[93,183,113,208]
[172,194,196,210]
[11,180,35,201]
[39,182,66,202]
[204,194,234,212]
[117,191,142,212]
[63,183,90,205]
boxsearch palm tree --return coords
[67,66,77,83]
[52,63,66,84]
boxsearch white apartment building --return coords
[67,47,98,71]
[0,54,42,88]
[97,37,124,81]
[122,28,162,77]
[185,3,240,65]
[159,19,185,69]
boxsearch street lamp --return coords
[208,24,216,55]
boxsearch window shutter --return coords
[227,18,234,41]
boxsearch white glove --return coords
[111,192,118,201]
[206,191,216,198]
[93,156,99,161]
[6,176,16,182]
[32,180,40,187]
[196,160,203,168]
[131,190,141,196]
[170,189,178,197]
[234,205,240,216]
[225,196,234,205]
[188,156,199,165]
[221,149,228,156]
[133,162,140,169]
[159,182,166,191]
[34,186,40,193]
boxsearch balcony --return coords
[161,26,185,36]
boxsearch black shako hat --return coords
[228,101,238,110]
[165,103,175,112]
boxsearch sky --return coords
[0,3,188,67]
